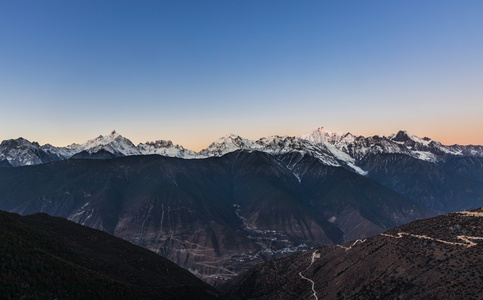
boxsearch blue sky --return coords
[1,1,482,150]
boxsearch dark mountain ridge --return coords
[0,210,224,299]
[361,153,483,213]
[0,151,432,284]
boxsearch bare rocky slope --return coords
[223,207,483,299]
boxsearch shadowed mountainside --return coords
[361,153,483,213]
[0,151,431,284]
[0,210,224,299]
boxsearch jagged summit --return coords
[391,130,410,141]
[388,130,462,159]
[138,139,198,158]
[299,127,471,164]
[300,126,354,144]
[69,130,140,157]
[199,134,252,157]
[390,130,430,145]
[0,137,39,148]
[142,140,175,147]
[198,133,342,168]
[217,133,248,144]
[0,138,45,167]
[94,130,119,141]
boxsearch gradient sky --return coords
[1,1,482,151]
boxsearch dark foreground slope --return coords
[0,210,224,300]
[224,207,483,300]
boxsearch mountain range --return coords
[2,127,483,173]
[1,127,482,285]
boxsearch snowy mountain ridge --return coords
[299,126,479,164]
[199,133,343,170]
[138,140,199,158]
[65,130,141,157]
[2,127,483,174]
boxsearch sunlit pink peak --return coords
[315,126,327,133]
[300,126,351,144]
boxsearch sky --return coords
[1,1,482,151]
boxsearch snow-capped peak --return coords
[298,128,367,174]
[0,137,72,167]
[300,126,352,145]
[0,138,44,166]
[199,134,252,157]
[90,130,121,145]
[67,130,141,156]
[390,130,431,146]
[388,130,461,158]
[137,140,199,158]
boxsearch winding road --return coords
[297,211,482,299]
[381,232,483,248]
[336,239,366,251]
[298,250,321,300]
[382,211,483,247]
[458,211,483,217]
